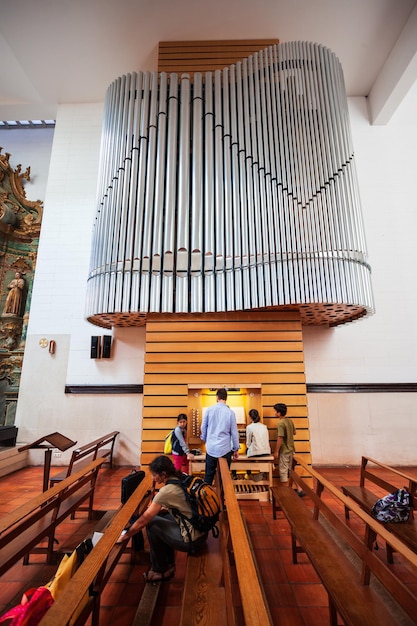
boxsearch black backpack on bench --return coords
[121,469,146,551]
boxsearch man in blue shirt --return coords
[200,388,239,484]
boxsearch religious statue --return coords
[3,272,25,317]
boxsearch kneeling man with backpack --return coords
[117,455,220,583]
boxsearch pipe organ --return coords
[86,41,374,329]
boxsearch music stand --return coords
[19,432,77,491]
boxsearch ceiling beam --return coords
[367,3,417,125]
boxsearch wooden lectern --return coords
[18,432,77,491]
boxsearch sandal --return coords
[142,566,175,583]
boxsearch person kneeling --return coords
[117,455,207,582]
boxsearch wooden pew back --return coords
[49,431,119,487]
[358,456,417,508]
[0,457,106,575]
[285,455,417,623]
[38,469,153,626]
[218,457,273,626]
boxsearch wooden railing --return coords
[218,458,272,626]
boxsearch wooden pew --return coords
[218,458,273,626]
[179,458,273,626]
[179,533,227,625]
[38,461,271,626]
[49,431,119,488]
[272,454,417,626]
[0,457,106,575]
[38,469,154,626]
[178,466,228,626]
[341,455,417,562]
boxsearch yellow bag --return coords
[46,552,78,599]
[46,539,93,624]
[164,430,173,454]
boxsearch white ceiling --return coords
[0,0,416,124]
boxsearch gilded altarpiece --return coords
[0,149,42,424]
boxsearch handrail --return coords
[38,469,152,626]
[362,456,417,484]
[218,458,272,626]
[73,431,119,454]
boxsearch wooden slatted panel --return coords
[141,311,310,470]
[158,39,279,75]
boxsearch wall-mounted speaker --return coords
[102,335,112,358]
[91,336,101,359]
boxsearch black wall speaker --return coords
[90,336,101,359]
[102,335,112,358]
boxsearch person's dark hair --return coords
[249,408,260,423]
[273,403,287,416]
[177,413,187,422]
[217,388,228,401]
[149,455,181,478]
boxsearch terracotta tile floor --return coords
[1,464,417,625]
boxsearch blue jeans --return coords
[204,450,233,485]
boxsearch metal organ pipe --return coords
[190,72,203,312]
[228,65,243,311]
[86,41,374,328]
[149,71,168,312]
[222,67,236,312]
[235,61,251,310]
[162,73,179,312]
[203,71,215,311]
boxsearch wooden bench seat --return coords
[341,456,417,562]
[342,485,380,513]
[0,457,106,575]
[178,457,272,626]
[272,455,417,626]
[0,502,58,574]
[49,431,119,487]
[56,509,117,556]
[179,534,227,625]
[275,485,406,626]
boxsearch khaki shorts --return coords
[279,452,293,482]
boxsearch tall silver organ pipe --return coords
[86,42,374,328]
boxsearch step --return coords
[0,445,28,477]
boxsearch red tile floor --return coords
[1,464,417,625]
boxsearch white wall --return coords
[14,105,146,466]
[305,87,417,465]
[10,85,417,467]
